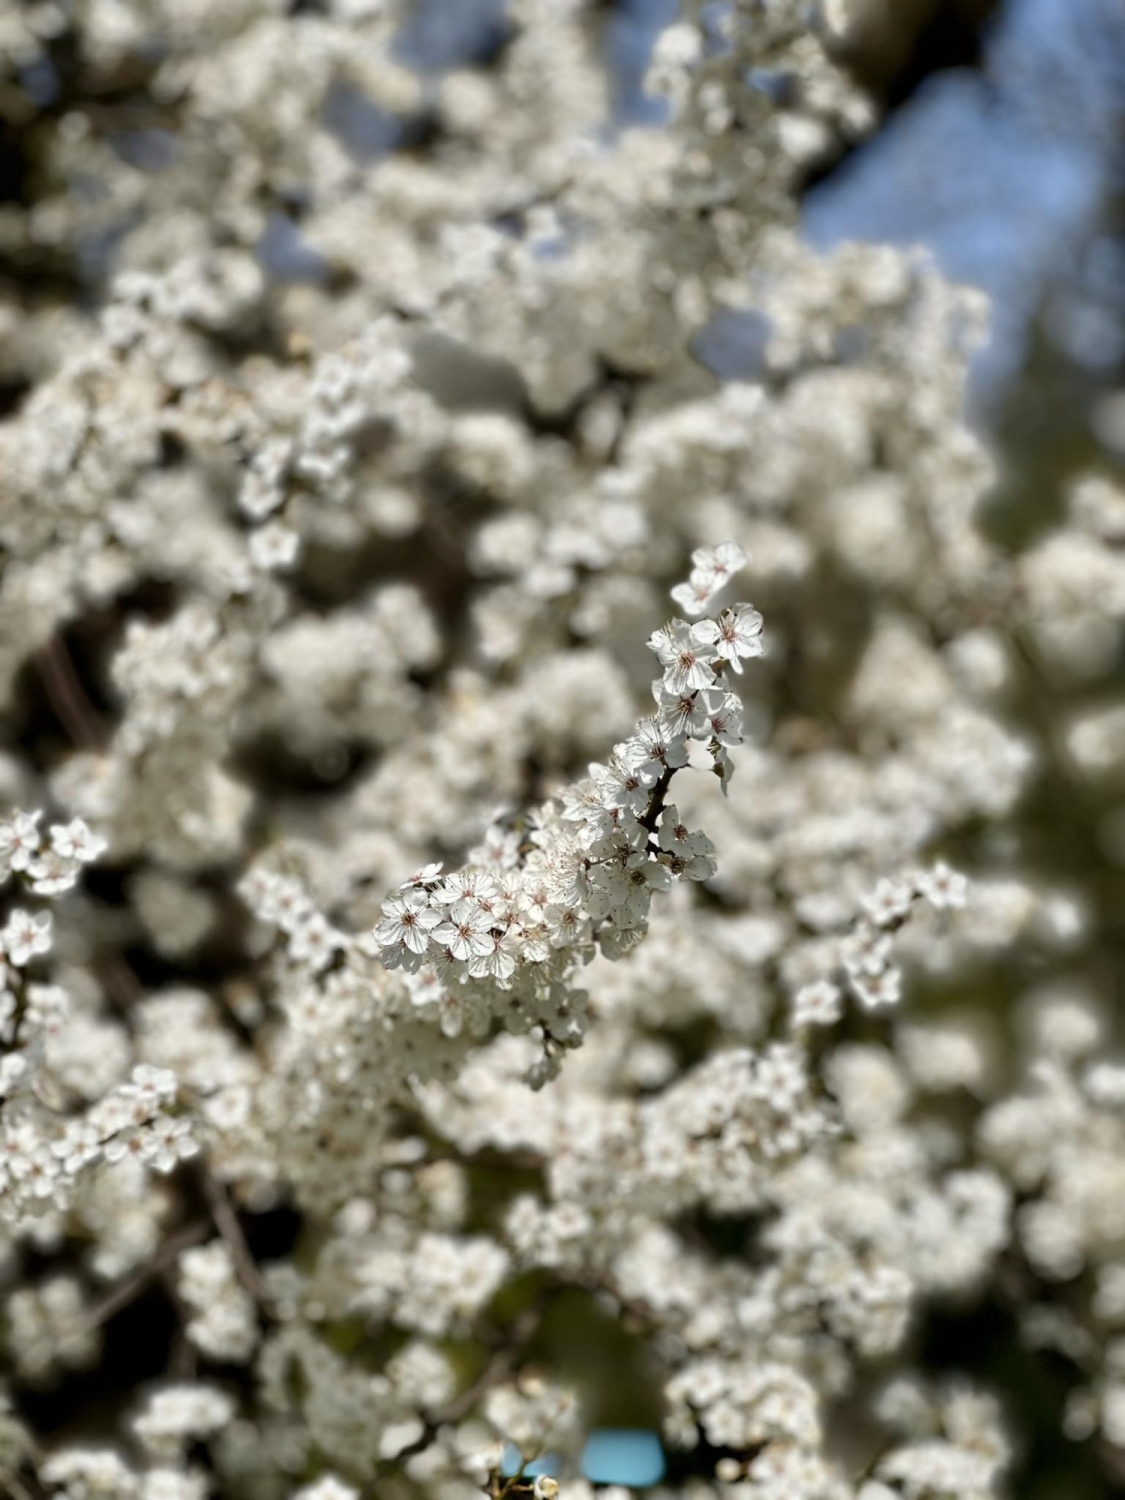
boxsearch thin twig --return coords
[195,1161,271,1308]
[34,636,105,751]
[370,1303,547,1488]
[83,1218,211,1331]
[442,1310,540,1425]
[94,952,147,1014]
[162,1265,201,1381]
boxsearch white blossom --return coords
[0,2,1116,1496]
[1,909,52,966]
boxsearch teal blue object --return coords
[581,1429,666,1486]
[525,1457,560,1478]
[500,1444,522,1476]
[499,1446,560,1478]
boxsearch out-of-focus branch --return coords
[34,635,105,751]
[82,1218,211,1331]
[194,1161,272,1310]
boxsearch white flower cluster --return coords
[1,1062,197,1224]
[177,1241,259,1364]
[837,863,969,1015]
[0,1,1123,1499]
[358,553,760,1080]
[0,810,104,899]
[0,807,196,1230]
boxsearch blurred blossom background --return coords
[1,0,1125,1498]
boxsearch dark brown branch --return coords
[638,765,675,836]
[34,636,105,751]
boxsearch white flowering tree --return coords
[0,4,1124,1500]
